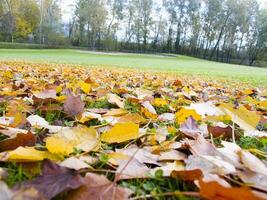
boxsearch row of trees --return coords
[0,0,267,66]
[0,0,63,44]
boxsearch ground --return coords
[0,52,266,200]
[0,49,266,86]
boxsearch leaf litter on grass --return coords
[0,61,267,200]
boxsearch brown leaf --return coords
[208,125,232,138]
[199,180,263,200]
[0,132,36,152]
[16,160,84,200]
[66,173,132,200]
[171,169,203,181]
[63,92,85,116]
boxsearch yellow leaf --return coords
[56,85,63,93]
[3,71,12,79]
[8,147,55,162]
[56,95,66,103]
[46,126,99,156]
[118,113,146,124]
[79,81,91,94]
[107,152,129,165]
[103,109,128,117]
[220,103,260,131]
[175,108,201,124]
[243,89,254,95]
[203,115,231,123]
[101,122,139,143]
[46,136,74,156]
[256,101,267,110]
[141,107,158,119]
[153,98,169,107]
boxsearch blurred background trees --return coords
[0,0,266,66]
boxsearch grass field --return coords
[0,49,267,86]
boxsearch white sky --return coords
[60,0,267,23]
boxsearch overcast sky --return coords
[60,0,267,22]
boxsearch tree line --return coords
[1,0,267,66]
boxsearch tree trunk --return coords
[209,14,230,60]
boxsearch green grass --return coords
[0,49,266,86]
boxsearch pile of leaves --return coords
[0,61,266,200]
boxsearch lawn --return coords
[0,49,267,86]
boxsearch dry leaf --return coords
[17,160,84,200]
[101,122,139,143]
[0,132,36,152]
[66,173,132,200]
[63,92,85,116]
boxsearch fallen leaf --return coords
[66,173,132,200]
[208,124,232,138]
[180,116,203,139]
[188,102,224,117]
[199,180,263,200]
[27,115,67,133]
[175,108,201,124]
[8,147,55,162]
[78,81,91,94]
[17,160,84,200]
[116,145,160,165]
[103,109,128,117]
[107,93,124,108]
[60,157,90,170]
[220,104,260,131]
[116,158,150,179]
[101,122,139,143]
[46,126,99,156]
[238,150,267,176]
[118,113,146,124]
[159,150,186,161]
[34,89,57,100]
[0,132,36,152]
[171,169,203,181]
[63,92,85,116]
[151,161,185,177]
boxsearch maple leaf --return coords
[63,92,85,116]
[16,160,84,200]
[0,132,36,152]
[66,173,132,200]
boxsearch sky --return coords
[60,0,267,22]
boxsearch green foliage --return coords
[0,49,266,86]
[5,163,32,187]
[154,105,170,115]
[86,119,102,126]
[45,111,61,124]
[237,136,265,151]
[86,98,116,109]
[119,176,197,200]
[124,100,140,113]
[0,101,7,115]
